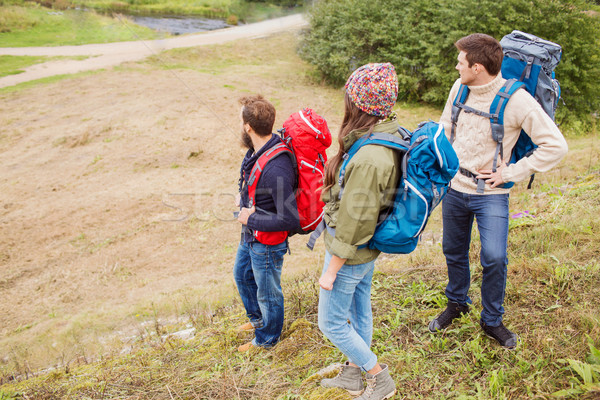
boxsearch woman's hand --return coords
[319,271,337,291]
[319,254,347,291]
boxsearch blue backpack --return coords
[451,30,562,193]
[307,121,458,254]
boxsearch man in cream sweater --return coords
[429,33,568,348]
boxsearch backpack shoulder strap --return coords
[450,84,470,143]
[490,78,525,127]
[488,78,525,172]
[247,143,293,207]
[337,132,410,200]
[368,131,425,191]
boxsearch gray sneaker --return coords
[356,364,396,400]
[321,361,363,396]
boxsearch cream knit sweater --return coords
[439,75,568,195]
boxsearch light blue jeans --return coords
[318,251,377,372]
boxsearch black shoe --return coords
[428,301,469,332]
[480,321,519,349]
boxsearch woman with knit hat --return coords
[317,63,399,400]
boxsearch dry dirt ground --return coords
[0,31,349,373]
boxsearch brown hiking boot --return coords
[236,322,254,332]
[237,341,255,352]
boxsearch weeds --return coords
[0,5,39,33]
[3,170,600,399]
[553,340,600,398]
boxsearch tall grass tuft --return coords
[0,6,40,32]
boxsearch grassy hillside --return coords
[1,163,599,399]
[0,29,599,399]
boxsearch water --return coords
[131,15,231,35]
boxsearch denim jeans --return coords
[233,240,288,347]
[318,251,378,372]
[442,189,510,326]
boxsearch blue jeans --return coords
[318,251,377,372]
[233,240,288,347]
[442,189,510,326]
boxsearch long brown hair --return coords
[323,94,381,191]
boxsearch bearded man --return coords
[233,95,299,352]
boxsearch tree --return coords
[300,0,600,130]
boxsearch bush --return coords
[300,0,600,130]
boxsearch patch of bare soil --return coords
[0,32,342,373]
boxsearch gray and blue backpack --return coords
[451,30,563,192]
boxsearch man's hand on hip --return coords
[477,160,507,188]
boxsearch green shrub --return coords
[300,0,600,129]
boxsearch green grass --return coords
[0,70,102,93]
[0,55,49,77]
[0,5,165,47]
[0,55,89,77]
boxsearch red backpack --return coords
[247,109,332,245]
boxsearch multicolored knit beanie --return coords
[345,63,398,117]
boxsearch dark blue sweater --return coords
[240,135,300,242]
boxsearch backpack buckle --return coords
[451,104,462,123]
[398,127,412,140]
[490,123,504,143]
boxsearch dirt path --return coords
[0,14,307,88]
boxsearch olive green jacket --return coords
[322,117,401,265]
